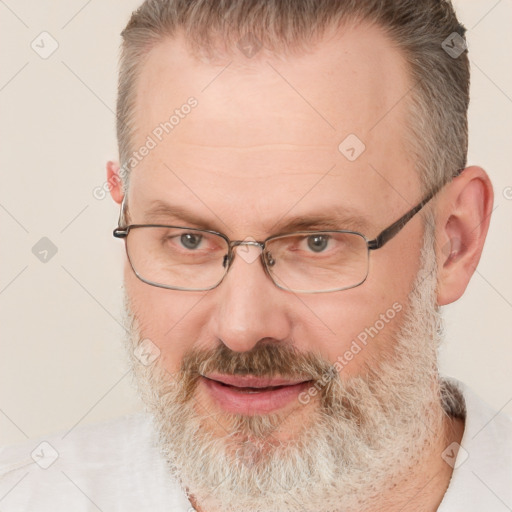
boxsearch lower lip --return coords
[201,377,312,415]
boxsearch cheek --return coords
[124,268,209,372]
[369,226,425,293]
[293,268,412,378]
[320,246,421,374]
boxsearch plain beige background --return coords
[1,0,511,446]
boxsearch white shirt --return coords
[1,379,511,511]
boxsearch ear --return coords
[106,160,124,204]
[435,166,494,306]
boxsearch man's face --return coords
[121,22,439,511]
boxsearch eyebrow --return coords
[141,201,218,230]
[272,213,370,234]
[139,200,372,235]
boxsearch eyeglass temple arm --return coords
[367,190,436,250]
[112,170,463,248]
[366,168,464,251]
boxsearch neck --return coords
[369,410,465,512]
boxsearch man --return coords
[1,0,511,511]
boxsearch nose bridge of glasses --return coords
[230,240,265,249]
[226,239,268,267]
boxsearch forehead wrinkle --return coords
[156,143,337,172]
[166,142,334,151]
[136,155,341,184]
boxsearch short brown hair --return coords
[117,0,469,193]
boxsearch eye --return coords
[180,233,203,250]
[306,234,330,252]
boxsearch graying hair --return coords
[117,0,469,193]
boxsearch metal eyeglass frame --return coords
[113,172,460,293]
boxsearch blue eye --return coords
[307,235,329,252]
[180,233,203,250]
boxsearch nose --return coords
[208,244,292,353]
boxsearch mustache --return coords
[174,341,337,403]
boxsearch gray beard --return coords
[122,228,446,512]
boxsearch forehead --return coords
[128,22,419,235]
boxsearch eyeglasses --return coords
[113,179,451,294]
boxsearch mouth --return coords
[200,373,313,415]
